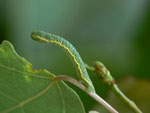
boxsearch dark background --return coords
[0,0,150,112]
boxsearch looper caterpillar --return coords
[31,31,95,92]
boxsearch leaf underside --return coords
[0,41,85,113]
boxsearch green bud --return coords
[94,61,115,86]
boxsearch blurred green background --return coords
[0,0,150,112]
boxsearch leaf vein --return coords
[0,63,51,79]
[0,82,55,113]
[56,83,66,113]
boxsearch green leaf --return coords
[0,41,85,113]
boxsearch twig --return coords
[112,84,142,113]
[54,75,118,113]
[85,62,142,113]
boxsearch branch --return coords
[86,62,142,113]
[112,84,142,113]
[54,75,118,113]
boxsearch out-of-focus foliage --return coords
[0,0,150,112]
[93,76,150,113]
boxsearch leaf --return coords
[0,41,85,113]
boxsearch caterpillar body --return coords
[31,31,95,92]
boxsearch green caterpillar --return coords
[31,31,95,92]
